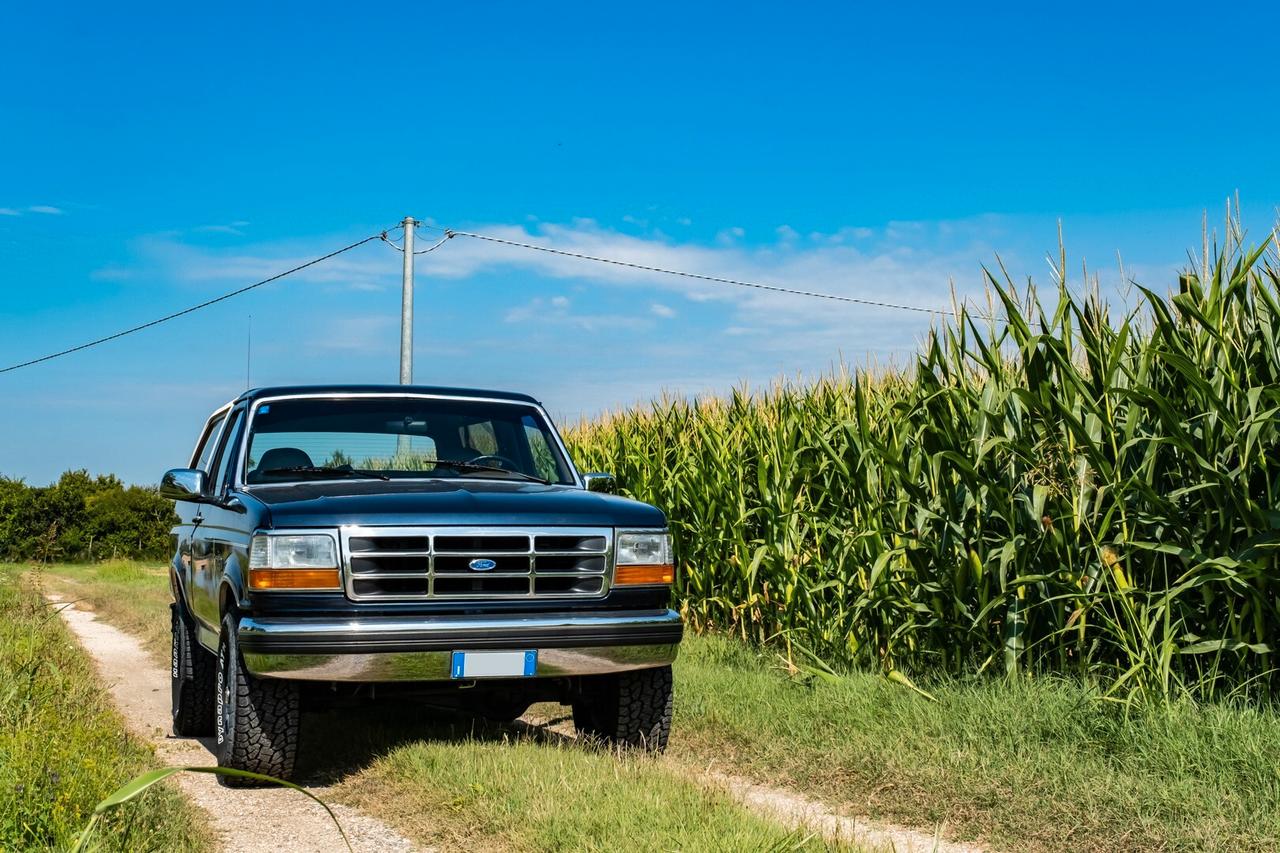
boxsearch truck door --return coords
[190,407,245,632]
[177,411,226,616]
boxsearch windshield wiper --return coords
[431,459,550,485]
[258,465,391,481]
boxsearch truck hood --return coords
[243,479,666,529]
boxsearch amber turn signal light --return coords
[248,568,342,591]
[614,563,675,586]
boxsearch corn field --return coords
[567,228,1280,701]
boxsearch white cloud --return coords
[194,221,250,235]
[715,226,746,245]
[106,213,1170,401]
[504,295,649,334]
[90,265,135,282]
[0,207,19,216]
[28,205,63,215]
[113,217,1020,368]
[127,233,389,293]
[307,314,396,353]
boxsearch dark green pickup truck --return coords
[161,384,681,783]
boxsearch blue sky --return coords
[2,1,1278,485]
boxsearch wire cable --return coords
[0,231,385,375]
[425,224,958,317]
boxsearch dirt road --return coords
[49,595,425,853]
[54,590,981,853]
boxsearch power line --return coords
[0,231,384,375]
[422,223,963,317]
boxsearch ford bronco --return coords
[161,385,681,782]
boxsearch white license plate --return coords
[450,650,537,679]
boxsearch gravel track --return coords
[49,595,425,853]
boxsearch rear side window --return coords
[192,413,227,472]
[524,417,561,482]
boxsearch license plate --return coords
[450,650,537,679]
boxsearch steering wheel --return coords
[468,454,520,472]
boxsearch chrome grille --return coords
[340,526,613,601]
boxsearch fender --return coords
[170,559,196,621]
[220,550,249,616]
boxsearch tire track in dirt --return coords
[517,710,988,853]
[49,595,425,853]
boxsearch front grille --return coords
[340,526,613,601]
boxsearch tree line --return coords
[0,471,175,562]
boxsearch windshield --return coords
[241,396,577,486]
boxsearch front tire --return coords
[572,665,673,752]
[171,602,216,736]
[216,613,300,785]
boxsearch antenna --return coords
[246,314,252,390]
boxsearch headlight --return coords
[614,531,674,586]
[248,533,341,591]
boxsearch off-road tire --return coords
[572,665,673,752]
[171,602,216,736]
[216,613,300,786]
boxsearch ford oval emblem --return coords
[468,558,497,572]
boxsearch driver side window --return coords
[192,414,226,473]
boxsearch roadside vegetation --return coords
[0,564,210,851]
[37,559,1280,851]
[0,471,173,562]
[569,224,1280,703]
[674,633,1280,852]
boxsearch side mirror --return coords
[160,468,209,502]
[582,472,616,494]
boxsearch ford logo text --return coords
[468,558,497,572]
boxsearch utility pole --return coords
[399,216,416,385]
[396,217,416,459]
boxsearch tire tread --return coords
[573,665,673,752]
[171,602,215,736]
[217,614,299,785]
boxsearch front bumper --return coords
[237,608,683,682]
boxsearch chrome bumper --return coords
[237,608,682,682]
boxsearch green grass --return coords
[41,560,1280,851]
[336,733,829,852]
[39,560,174,663]
[0,564,211,851]
[673,634,1280,852]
